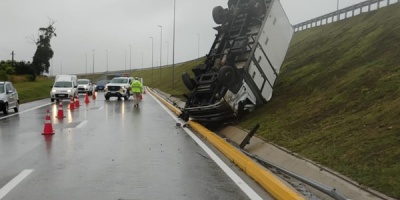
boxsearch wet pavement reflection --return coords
[0,93,268,200]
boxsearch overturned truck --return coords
[180,0,293,122]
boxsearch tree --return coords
[32,20,57,76]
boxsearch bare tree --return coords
[31,18,57,77]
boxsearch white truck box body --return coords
[180,0,293,122]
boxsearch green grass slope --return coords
[239,4,400,198]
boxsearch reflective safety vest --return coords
[131,80,142,93]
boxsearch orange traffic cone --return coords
[42,110,55,135]
[56,100,65,119]
[69,97,75,110]
[75,96,80,108]
[85,92,90,104]
[92,91,96,100]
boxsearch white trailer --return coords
[180,0,293,122]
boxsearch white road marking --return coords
[76,120,88,129]
[0,169,34,199]
[0,103,52,120]
[149,92,263,200]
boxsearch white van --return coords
[50,75,78,102]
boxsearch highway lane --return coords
[0,92,273,200]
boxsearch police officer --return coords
[130,77,143,107]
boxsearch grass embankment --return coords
[238,4,400,198]
[13,76,54,104]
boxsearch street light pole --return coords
[105,50,108,72]
[129,44,132,74]
[141,52,143,68]
[337,0,340,20]
[172,0,176,89]
[166,41,169,67]
[197,33,200,58]
[85,54,87,74]
[92,49,95,74]
[125,50,127,71]
[150,36,154,84]
[337,0,339,11]
[157,25,162,85]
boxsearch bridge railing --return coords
[293,0,399,32]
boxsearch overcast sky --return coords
[0,0,380,75]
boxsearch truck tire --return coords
[3,103,8,115]
[227,0,238,8]
[212,6,226,24]
[14,101,19,112]
[218,65,237,87]
[182,72,196,91]
[249,0,266,17]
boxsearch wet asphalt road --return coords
[0,92,273,200]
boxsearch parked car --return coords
[77,79,94,95]
[0,81,19,114]
[95,80,110,91]
[104,77,133,101]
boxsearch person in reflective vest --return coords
[130,77,143,107]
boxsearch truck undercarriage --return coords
[180,0,293,123]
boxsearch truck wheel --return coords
[249,0,266,17]
[105,95,110,100]
[3,104,8,115]
[51,98,55,103]
[124,95,129,101]
[212,6,226,24]
[182,72,196,91]
[218,65,237,87]
[14,101,19,113]
[227,0,238,8]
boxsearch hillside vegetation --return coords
[239,4,400,198]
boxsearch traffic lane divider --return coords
[147,87,305,200]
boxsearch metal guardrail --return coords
[293,0,400,32]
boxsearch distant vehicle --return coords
[77,79,93,95]
[95,80,110,91]
[179,0,293,122]
[50,75,78,102]
[0,81,19,115]
[104,77,133,101]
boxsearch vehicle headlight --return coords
[52,89,56,93]
[84,85,88,88]
[67,90,71,93]
[121,86,125,89]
